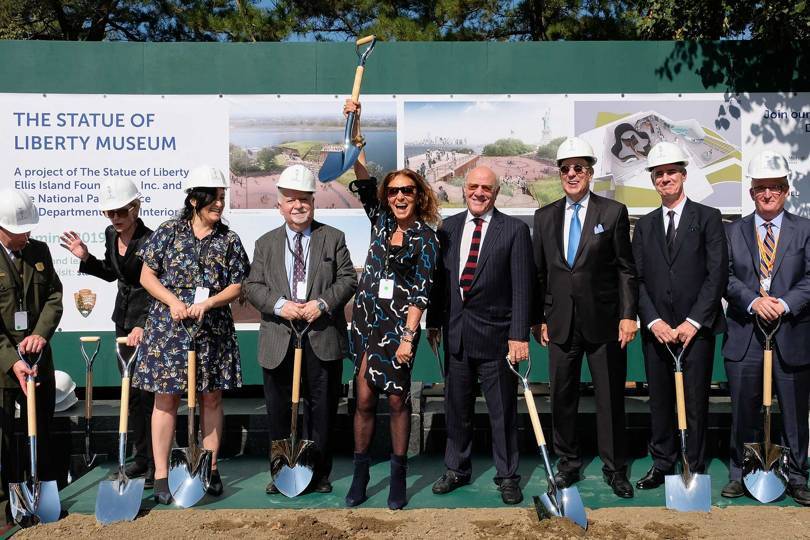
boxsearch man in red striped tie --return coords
[427,166,534,505]
[723,150,810,504]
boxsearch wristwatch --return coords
[316,298,328,313]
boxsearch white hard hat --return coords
[556,137,597,166]
[184,166,229,191]
[54,370,78,412]
[277,165,316,192]
[0,189,39,234]
[748,150,790,180]
[98,178,141,211]
[646,141,690,171]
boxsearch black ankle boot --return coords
[345,452,370,507]
[388,454,408,510]
[153,477,172,505]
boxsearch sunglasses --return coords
[387,186,416,198]
[559,164,590,175]
[103,205,134,219]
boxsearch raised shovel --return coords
[317,35,377,182]
[168,319,213,508]
[270,321,317,497]
[663,344,711,512]
[69,335,107,483]
[9,348,61,527]
[507,354,587,529]
[95,337,145,524]
[743,316,789,503]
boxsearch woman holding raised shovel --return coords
[344,100,441,510]
[133,167,249,504]
[59,177,155,487]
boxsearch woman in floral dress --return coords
[133,166,249,504]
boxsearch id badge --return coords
[295,280,307,300]
[14,311,27,331]
[193,287,210,304]
[379,278,395,299]
[760,277,772,293]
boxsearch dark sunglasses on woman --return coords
[103,205,133,219]
[387,186,416,198]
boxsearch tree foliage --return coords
[482,137,533,156]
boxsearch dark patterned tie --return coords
[460,218,483,295]
[11,251,22,277]
[292,233,305,302]
[759,222,775,296]
[665,210,676,256]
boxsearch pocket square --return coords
[594,224,605,234]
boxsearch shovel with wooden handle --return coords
[168,319,213,508]
[506,354,587,529]
[743,316,789,503]
[271,320,317,497]
[317,35,377,182]
[9,348,61,527]
[69,336,107,483]
[663,344,712,512]
[95,337,145,524]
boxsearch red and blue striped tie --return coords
[460,218,483,295]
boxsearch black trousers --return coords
[262,340,342,480]
[443,346,519,482]
[549,316,627,475]
[0,368,55,524]
[116,325,154,469]
[643,333,714,473]
[725,341,810,485]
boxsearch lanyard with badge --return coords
[756,225,778,294]
[0,248,27,331]
[285,231,309,301]
[378,219,400,300]
[192,232,213,305]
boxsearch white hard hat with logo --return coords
[748,150,790,180]
[54,370,78,412]
[0,189,39,234]
[98,178,141,211]
[646,141,690,171]
[556,137,597,166]
[183,166,229,191]
[277,165,316,192]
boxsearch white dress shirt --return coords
[563,192,590,258]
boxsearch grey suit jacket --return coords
[244,220,357,369]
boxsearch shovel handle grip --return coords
[675,371,687,430]
[116,337,128,344]
[350,66,365,103]
[79,336,100,342]
[356,35,375,45]
[85,370,93,419]
[188,350,197,409]
[119,377,130,434]
[763,349,773,407]
[524,388,546,446]
[26,378,36,437]
[292,347,302,404]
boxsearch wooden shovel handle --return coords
[763,349,773,407]
[116,337,128,345]
[85,370,93,420]
[291,347,303,404]
[350,66,365,103]
[356,35,375,45]
[524,388,546,446]
[26,378,36,437]
[188,350,197,409]
[119,377,130,434]
[675,371,687,430]
[79,336,100,342]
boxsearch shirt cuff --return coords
[647,318,662,330]
[747,299,756,314]
[686,318,702,330]
[778,298,790,313]
[273,297,287,317]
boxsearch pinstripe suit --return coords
[427,208,533,481]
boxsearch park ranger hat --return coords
[98,177,141,211]
[646,141,690,171]
[277,164,317,192]
[0,188,39,234]
[748,150,791,180]
[184,166,229,191]
[556,137,597,166]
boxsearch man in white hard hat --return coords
[532,136,638,498]
[631,142,728,491]
[722,151,810,504]
[245,164,357,494]
[0,189,63,524]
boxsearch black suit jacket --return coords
[427,208,533,359]
[533,192,638,344]
[79,219,152,329]
[633,198,728,335]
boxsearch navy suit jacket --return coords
[723,210,810,365]
[427,208,533,359]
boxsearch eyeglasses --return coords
[559,164,590,175]
[751,185,786,196]
[102,205,134,219]
[387,186,416,198]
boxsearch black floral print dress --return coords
[349,180,439,398]
[132,218,250,394]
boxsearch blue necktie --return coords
[567,202,582,267]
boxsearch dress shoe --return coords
[788,483,810,506]
[553,469,581,489]
[207,469,223,496]
[635,466,671,490]
[124,461,148,478]
[720,479,745,498]
[144,467,155,490]
[153,477,172,505]
[604,472,634,498]
[432,470,470,494]
[265,480,279,494]
[312,477,333,494]
[498,478,523,505]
